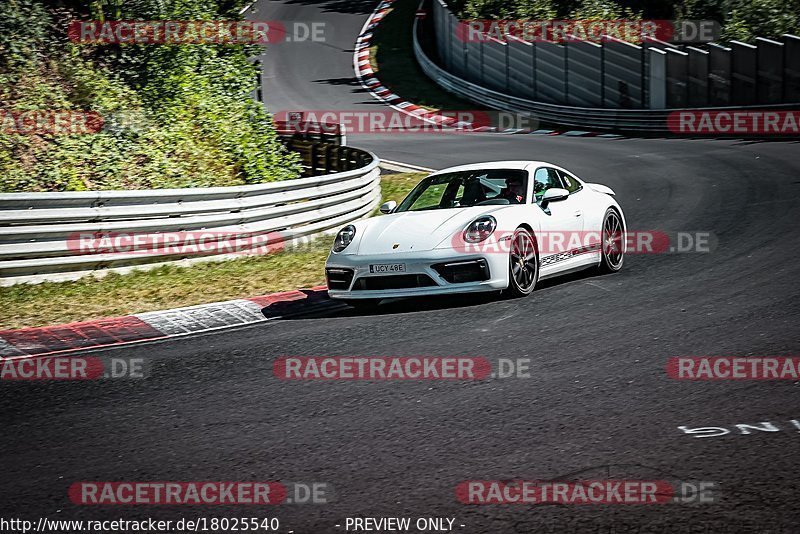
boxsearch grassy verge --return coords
[0,172,426,330]
[370,0,478,111]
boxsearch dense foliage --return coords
[0,0,300,192]
[451,0,800,40]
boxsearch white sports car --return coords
[325,161,625,308]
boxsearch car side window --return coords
[557,169,583,193]
[533,167,565,201]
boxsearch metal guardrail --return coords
[0,149,381,285]
[414,1,800,132]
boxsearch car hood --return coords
[356,206,507,254]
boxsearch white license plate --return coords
[368,263,407,274]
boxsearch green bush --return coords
[453,0,800,39]
[450,0,641,18]
[0,0,300,192]
[719,0,800,41]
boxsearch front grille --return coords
[432,259,490,284]
[352,274,437,291]
[326,268,354,290]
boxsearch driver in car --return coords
[499,176,526,204]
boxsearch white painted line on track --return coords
[379,159,435,173]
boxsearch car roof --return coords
[428,161,552,175]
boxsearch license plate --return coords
[369,263,407,274]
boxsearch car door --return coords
[531,167,585,273]
[555,167,595,230]
[555,167,604,260]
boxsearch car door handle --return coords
[574,210,583,217]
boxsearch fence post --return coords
[666,48,689,108]
[310,144,318,176]
[324,144,332,174]
[756,37,784,104]
[708,43,732,105]
[648,48,667,109]
[687,46,710,107]
[784,35,800,102]
[730,41,757,104]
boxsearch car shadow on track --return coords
[261,269,609,320]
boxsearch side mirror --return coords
[379,200,397,214]
[541,188,569,208]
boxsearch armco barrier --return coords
[416,0,800,132]
[0,150,381,285]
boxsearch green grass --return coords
[371,0,479,111]
[0,172,426,330]
[377,170,424,206]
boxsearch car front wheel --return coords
[504,227,538,298]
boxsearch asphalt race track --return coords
[2,1,799,532]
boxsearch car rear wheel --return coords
[597,208,625,273]
[504,227,538,298]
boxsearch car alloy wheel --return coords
[599,209,624,273]
[506,227,538,297]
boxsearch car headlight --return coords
[463,216,496,243]
[332,225,356,252]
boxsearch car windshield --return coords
[395,169,529,212]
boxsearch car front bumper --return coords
[325,249,509,300]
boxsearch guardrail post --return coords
[324,144,332,174]
[687,46,710,107]
[730,41,757,105]
[341,147,349,171]
[708,43,732,105]
[310,143,318,176]
[756,37,784,104]
[785,35,800,102]
[648,48,667,109]
[666,48,689,108]
[334,146,342,172]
